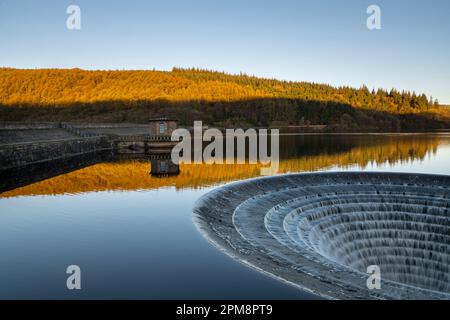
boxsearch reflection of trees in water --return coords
[1,135,445,197]
[280,134,441,159]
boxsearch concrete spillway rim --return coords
[192,171,450,300]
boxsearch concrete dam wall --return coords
[0,137,113,170]
[0,122,174,170]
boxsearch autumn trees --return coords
[0,67,448,130]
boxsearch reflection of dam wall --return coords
[0,151,113,193]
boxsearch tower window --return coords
[159,122,167,134]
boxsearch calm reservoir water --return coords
[1,133,450,299]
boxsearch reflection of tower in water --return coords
[149,153,180,177]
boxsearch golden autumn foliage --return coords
[0,67,439,109]
[1,67,449,130]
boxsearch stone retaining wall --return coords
[0,137,113,170]
[0,122,148,130]
[0,122,60,130]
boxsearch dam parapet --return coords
[0,119,178,170]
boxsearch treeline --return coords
[0,67,448,130]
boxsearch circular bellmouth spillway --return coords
[193,172,450,299]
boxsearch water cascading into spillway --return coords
[193,172,450,299]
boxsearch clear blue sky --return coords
[1,0,449,103]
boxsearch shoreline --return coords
[1,121,449,171]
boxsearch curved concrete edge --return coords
[192,171,450,300]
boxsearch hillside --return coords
[0,67,449,131]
